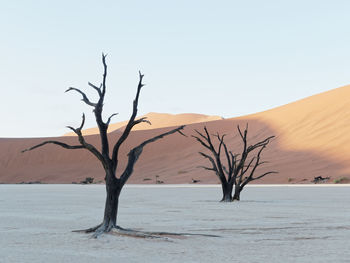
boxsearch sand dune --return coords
[64,112,222,136]
[1,85,350,184]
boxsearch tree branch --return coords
[198,152,219,173]
[192,134,211,150]
[242,157,255,175]
[194,127,228,184]
[247,136,275,153]
[197,165,216,171]
[235,125,248,176]
[203,127,215,151]
[237,124,248,141]
[194,129,210,143]
[22,141,84,153]
[253,171,278,180]
[90,53,110,159]
[101,53,108,96]
[240,143,275,188]
[223,142,232,177]
[215,133,226,157]
[65,87,97,107]
[66,113,85,134]
[111,71,146,170]
[65,113,105,163]
[88,82,102,96]
[106,113,119,127]
[133,117,152,126]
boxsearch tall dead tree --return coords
[22,54,185,237]
[193,125,276,202]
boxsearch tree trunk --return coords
[232,184,241,201]
[221,182,233,202]
[102,178,121,231]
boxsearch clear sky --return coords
[1,0,350,137]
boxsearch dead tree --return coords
[193,125,276,202]
[22,54,185,237]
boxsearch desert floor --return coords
[1,184,349,263]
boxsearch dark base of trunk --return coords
[73,221,119,238]
[233,186,241,201]
[220,183,233,202]
[92,220,117,237]
[98,180,121,235]
[220,185,242,202]
[220,195,233,202]
[73,178,122,238]
[232,195,240,201]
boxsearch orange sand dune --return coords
[246,85,350,157]
[64,112,223,136]
[1,85,350,184]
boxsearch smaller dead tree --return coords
[193,125,277,202]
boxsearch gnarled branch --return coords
[192,133,211,149]
[88,82,102,96]
[67,113,86,134]
[23,113,105,163]
[198,152,219,173]
[134,117,152,126]
[22,141,84,153]
[106,113,119,127]
[111,71,145,170]
[101,53,108,96]
[197,165,216,171]
[65,87,97,107]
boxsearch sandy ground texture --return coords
[1,85,350,184]
[1,184,349,263]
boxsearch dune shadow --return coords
[0,117,348,185]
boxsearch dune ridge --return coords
[64,112,223,136]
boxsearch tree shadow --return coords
[108,226,220,239]
[73,225,220,240]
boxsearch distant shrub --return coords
[18,181,42,184]
[155,175,164,184]
[80,177,94,184]
[333,177,349,184]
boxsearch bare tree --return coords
[22,54,185,237]
[193,125,276,202]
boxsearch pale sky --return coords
[1,0,350,137]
